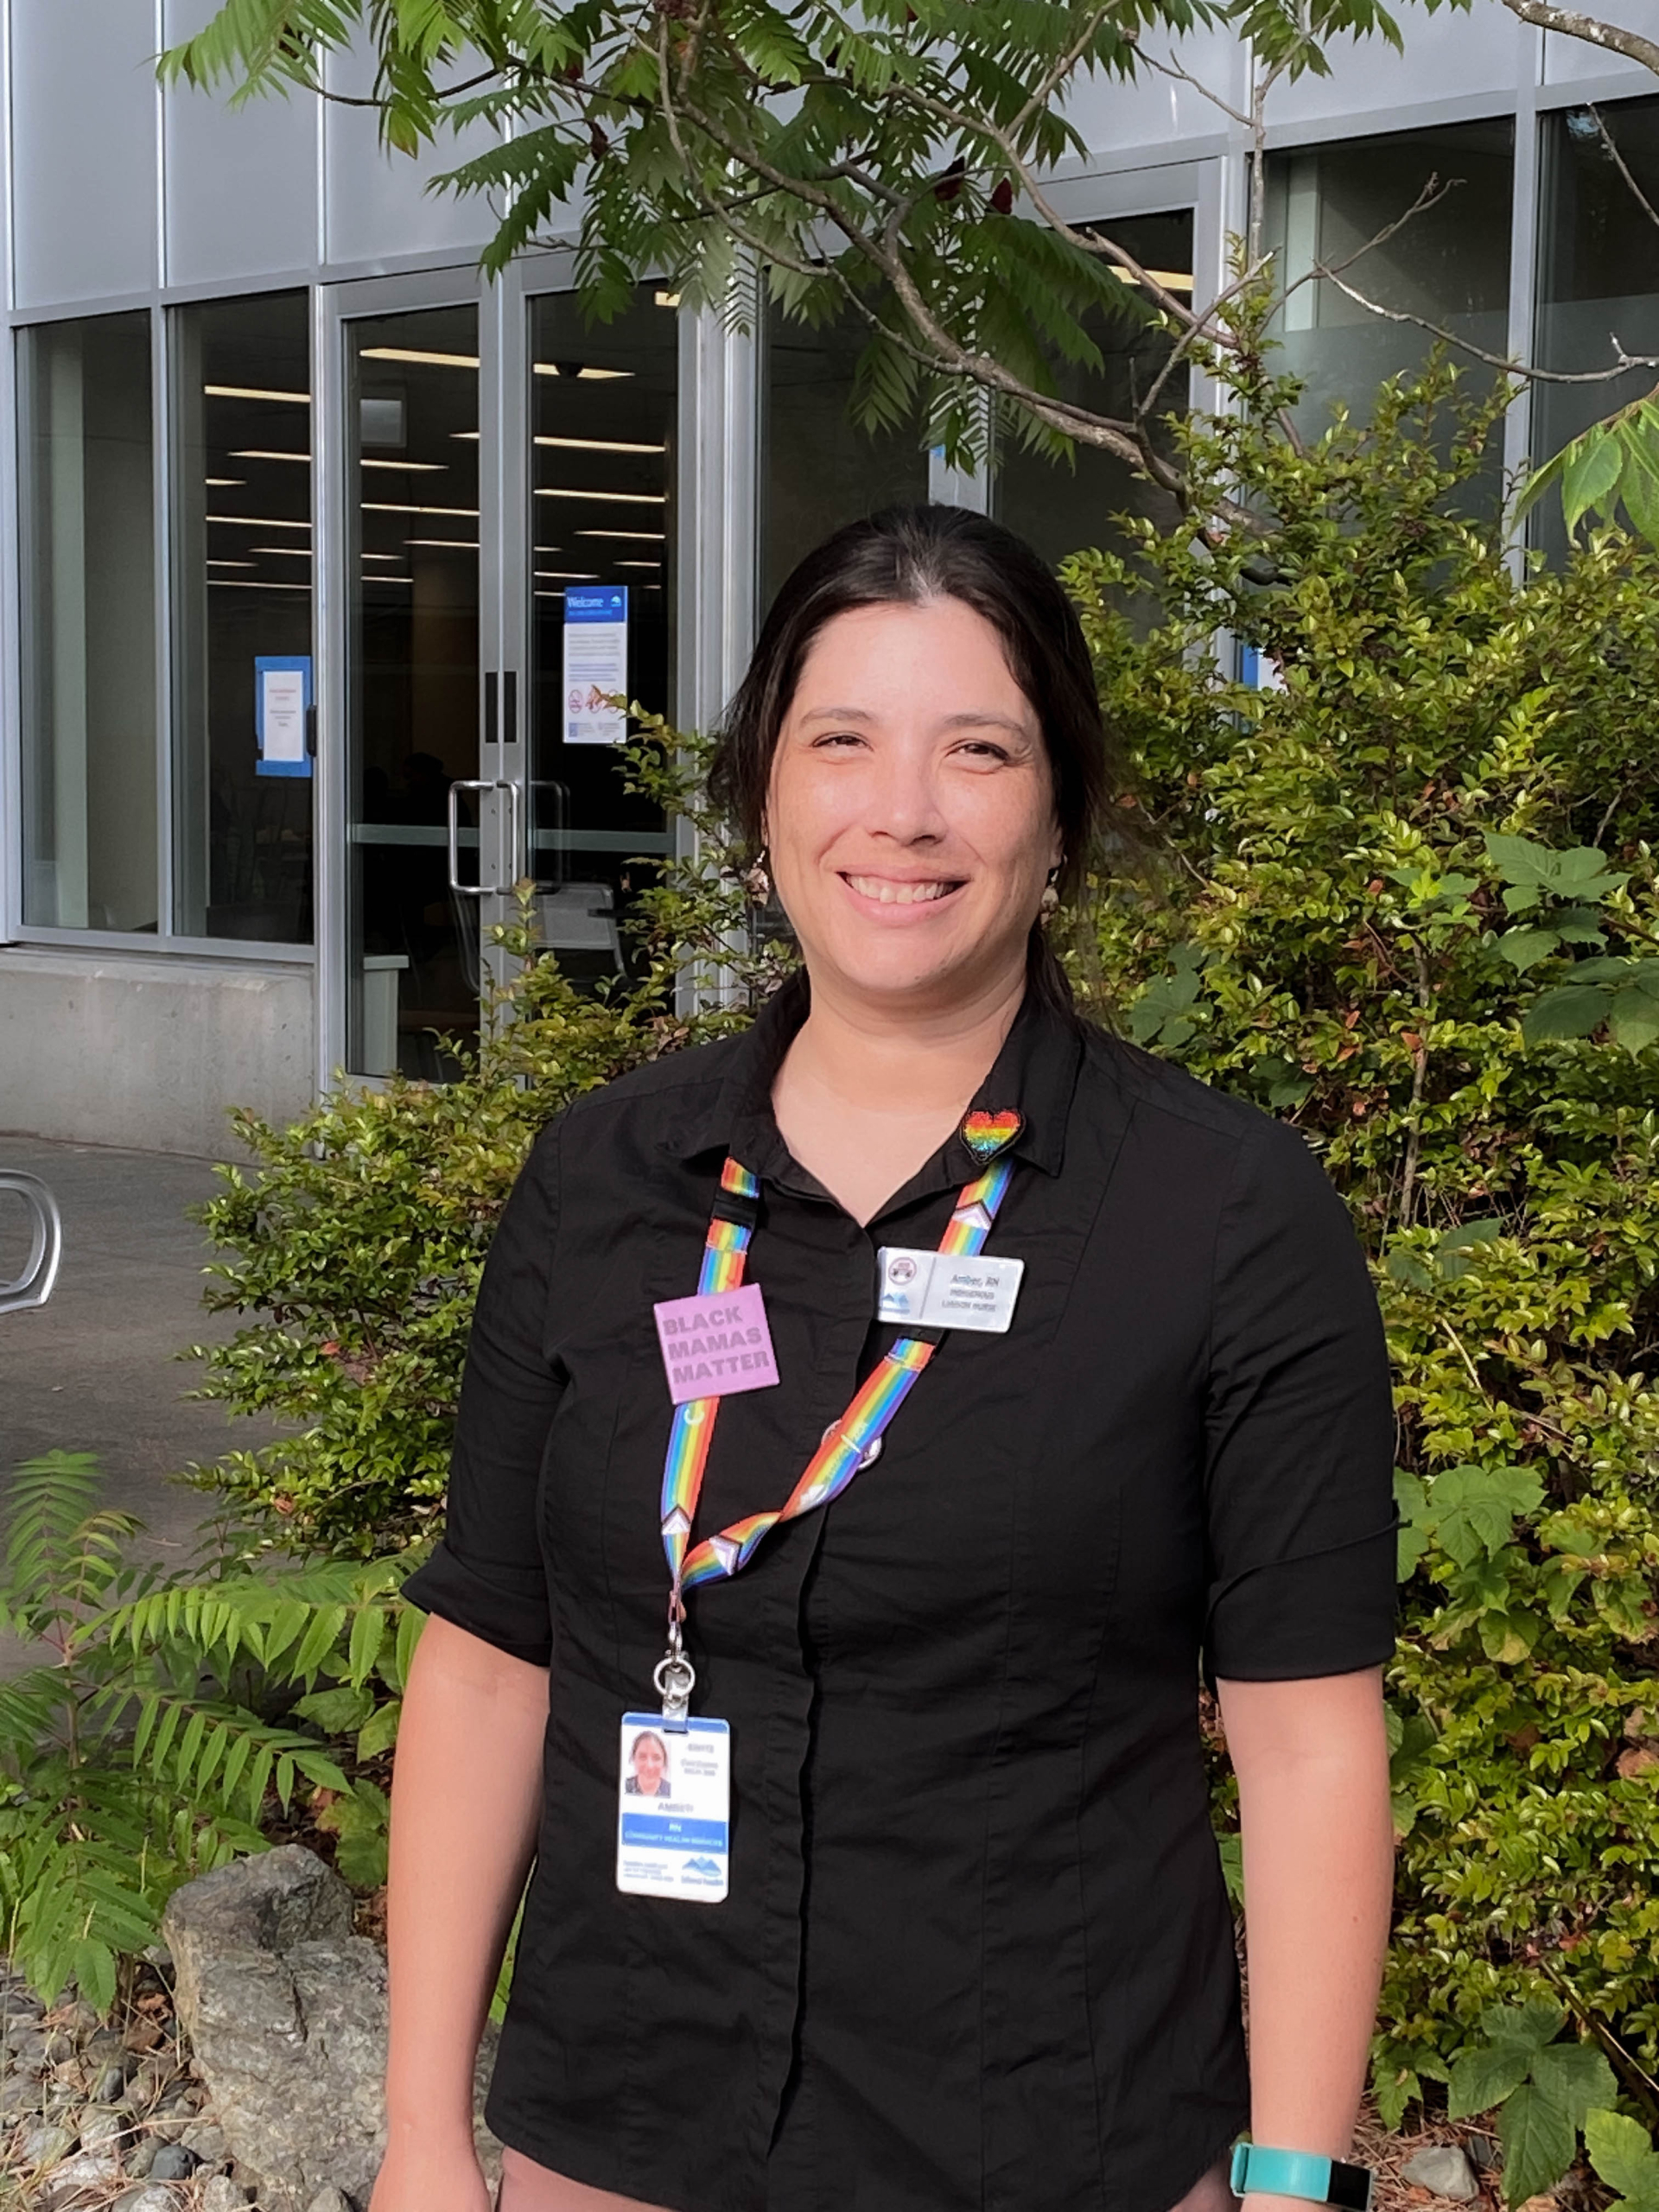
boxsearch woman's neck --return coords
[771,960,1027,1224]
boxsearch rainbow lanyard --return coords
[652,1122,1020,1721]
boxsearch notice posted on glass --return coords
[563,586,629,746]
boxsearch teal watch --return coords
[1230,2144,1376,2212]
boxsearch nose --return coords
[865,741,948,848]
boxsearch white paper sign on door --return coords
[563,587,629,746]
[255,655,313,779]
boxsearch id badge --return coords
[616,1713,731,1904]
[875,1246,1025,1332]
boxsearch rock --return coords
[200,2180,251,2212]
[36,2147,124,2202]
[114,2190,184,2212]
[92,2061,129,2101]
[1402,2146,1479,2202]
[16,2118,76,2168]
[126,2136,162,2178]
[304,2190,353,2212]
[0,2071,45,2115]
[1464,2133,1501,2174]
[77,2101,133,2155]
[147,2141,200,2180]
[181,2121,231,2166]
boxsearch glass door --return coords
[320,270,680,1081]
[327,277,490,1077]
[507,277,679,985]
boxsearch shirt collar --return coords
[671,968,1084,1191]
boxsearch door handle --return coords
[448,779,520,895]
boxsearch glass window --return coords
[527,284,677,985]
[345,302,480,1078]
[994,210,1193,582]
[1535,98,1659,563]
[1264,122,1514,505]
[19,312,156,932]
[171,291,314,942]
[761,296,931,609]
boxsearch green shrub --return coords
[1070,334,1659,2133]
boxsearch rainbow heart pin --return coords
[960,1109,1023,1161]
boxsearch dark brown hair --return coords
[709,504,1121,1011]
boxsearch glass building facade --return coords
[0,0,1653,1146]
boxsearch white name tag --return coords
[875,1246,1025,1333]
[616,1713,730,1904]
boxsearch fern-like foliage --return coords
[0,1453,425,2010]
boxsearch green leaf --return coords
[293,1684,375,1736]
[1478,2001,1566,2054]
[1497,927,1560,971]
[1499,2081,1579,2207]
[1529,2040,1618,2129]
[1522,984,1612,1046]
[1446,2040,1532,2117]
[356,1698,403,1762]
[1610,990,1659,1057]
[1584,2109,1659,2209]
[1427,1465,1546,1567]
[1561,426,1624,531]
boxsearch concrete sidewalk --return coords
[0,1132,281,1572]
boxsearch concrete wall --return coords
[0,949,314,1158]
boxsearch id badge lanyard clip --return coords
[651,1116,1023,1726]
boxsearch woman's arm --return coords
[1216,1666,1395,2212]
[371,1614,550,2212]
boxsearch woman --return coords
[376,506,1398,2212]
[624,1732,671,1798]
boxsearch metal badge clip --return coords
[655,1601,696,1731]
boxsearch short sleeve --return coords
[401,1120,564,1667]
[1201,1119,1397,1684]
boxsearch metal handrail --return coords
[0,1171,62,1316]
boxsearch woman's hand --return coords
[369,2129,494,2212]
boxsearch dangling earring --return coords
[1039,859,1062,923]
[743,848,772,905]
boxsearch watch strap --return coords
[1230,2143,1376,2212]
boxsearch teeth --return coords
[846,874,954,906]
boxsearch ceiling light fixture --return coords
[404,537,480,549]
[230,449,311,463]
[361,457,448,472]
[535,435,665,455]
[206,559,257,569]
[209,578,312,591]
[246,546,312,558]
[359,346,480,369]
[204,476,244,486]
[531,362,632,380]
[575,528,667,540]
[363,501,480,517]
[536,487,666,505]
[205,384,310,403]
[206,514,311,531]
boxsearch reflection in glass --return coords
[1264,122,1514,511]
[346,304,480,1077]
[761,296,930,609]
[527,286,677,984]
[1535,98,1659,565]
[995,211,1193,589]
[19,312,156,931]
[171,291,314,942]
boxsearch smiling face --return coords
[765,598,1061,1015]
[632,1734,667,1794]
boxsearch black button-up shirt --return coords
[404,976,1396,2212]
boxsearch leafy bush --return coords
[1070,333,1659,2141]
[0,1451,420,2004]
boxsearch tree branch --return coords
[1498,0,1659,75]
[1587,103,1659,235]
[1313,264,1659,383]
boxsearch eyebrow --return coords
[798,705,1036,739]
